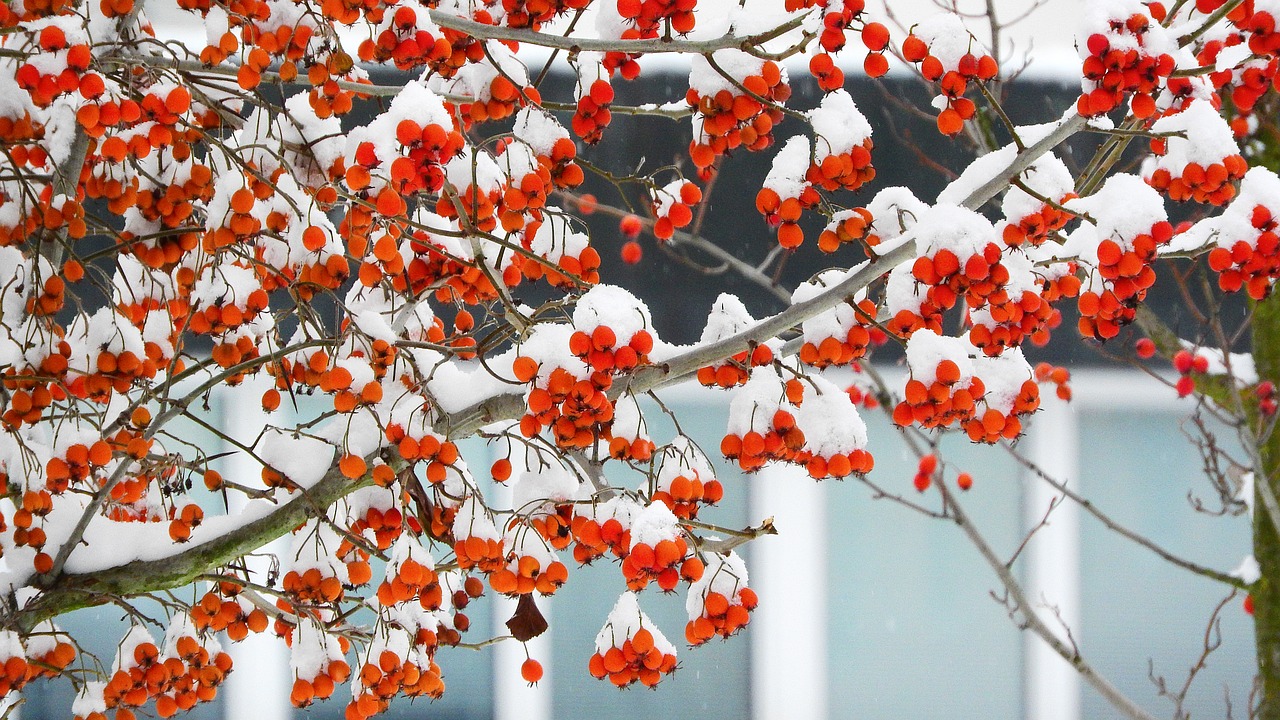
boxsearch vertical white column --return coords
[491,477,552,720]
[493,595,553,720]
[1023,395,1082,720]
[750,464,827,720]
[220,379,291,720]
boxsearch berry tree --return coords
[0,0,1276,717]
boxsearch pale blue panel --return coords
[826,416,1023,719]
[1078,409,1254,719]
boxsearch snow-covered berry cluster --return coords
[900,15,998,135]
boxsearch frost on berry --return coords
[900,14,998,135]
[452,494,505,572]
[571,283,655,373]
[685,551,757,644]
[1063,173,1172,340]
[796,375,874,478]
[756,135,816,249]
[508,457,582,552]
[795,266,878,368]
[1184,167,1280,300]
[430,41,536,126]
[994,150,1077,247]
[572,495,641,564]
[806,89,874,193]
[907,204,1011,319]
[493,521,570,596]
[589,592,678,688]
[525,210,600,287]
[687,51,788,176]
[289,619,351,707]
[1146,99,1247,205]
[721,367,805,471]
[893,330,1041,442]
[1075,0,1176,117]
[623,501,697,592]
[695,294,776,389]
[654,437,723,519]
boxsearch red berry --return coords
[621,241,642,264]
[521,658,543,685]
[902,35,928,62]
[913,473,930,492]
[917,453,937,474]
[1245,594,1255,615]
[1086,33,1109,56]
[861,22,889,52]
[1135,338,1156,359]
[620,214,643,239]
[1191,355,1210,374]
[1175,375,1195,397]
[1172,350,1193,374]
[957,473,973,491]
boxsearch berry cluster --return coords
[621,503,702,592]
[685,552,757,644]
[347,644,444,720]
[1077,11,1175,117]
[647,179,702,241]
[191,585,269,641]
[15,24,102,107]
[618,0,696,38]
[999,156,1076,247]
[359,3,450,71]
[589,592,679,688]
[962,374,1040,443]
[796,378,875,479]
[966,255,1058,356]
[811,0,889,79]
[653,440,724,520]
[756,136,820,249]
[570,497,636,564]
[287,625,351,708]
[1077,220,1173,341]
[805,90,875,192]
[892,355,987,431]
[900,19,998,135]
[720,373,807,471]
[1208,204,1280,299]
[99,624,231,718]
[696,344,773,388]
[795,274,878,369]
[968,288,1056,356]
[516,361,614,448]
[521,214,601,288]
[911,240,1008,311]
[687,54,789,175]
[1172,349,1211,397]
[387,424,460,485]
[489,531,569,596]
[818,207,875,253]
[1147,100,1248,206]
[452,497,506,573]
[501,0,589,30]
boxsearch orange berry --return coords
[520,658,543,685]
